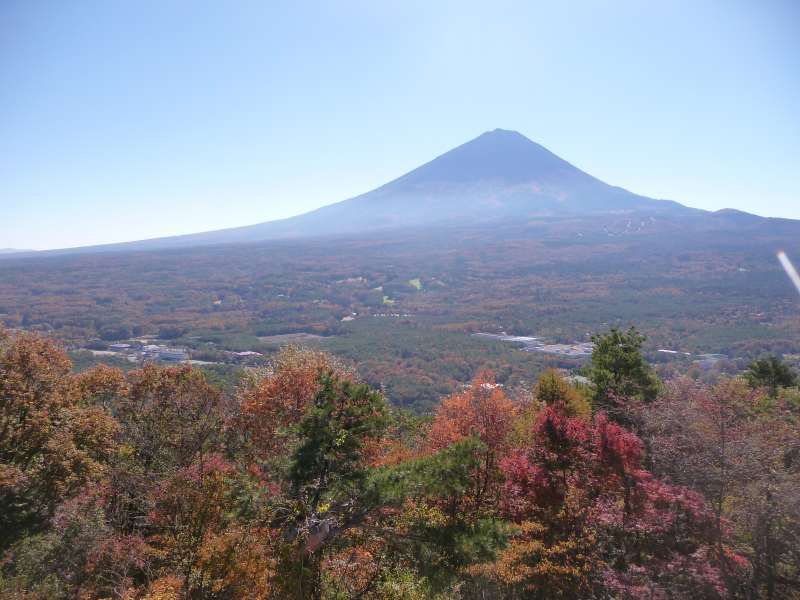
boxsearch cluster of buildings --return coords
[658,349,729,368]
[473,333,594,357]
[693,353,728,369]
[101,342,264,365]
[104,342,188,363]
[142,344,189,362]
[477,332,733,367]
[529,342,594,357]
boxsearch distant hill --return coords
[0,248,34,255]
[31,129,795,254]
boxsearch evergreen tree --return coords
[278,374,389,599]
[744,355,797,397]
[588,327,659,422]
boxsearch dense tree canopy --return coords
[744,355,798,397]
[1,327,798,599]
[0,330,118,550]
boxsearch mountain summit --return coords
[325,128,688,221]
[47,130,701,253]
[393,128,584,185]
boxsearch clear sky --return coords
[2,0,798,250]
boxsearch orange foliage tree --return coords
[0,329,119,550]
[426,370,519,515]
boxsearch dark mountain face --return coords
[393,128,589,186]
[33,129,772,254]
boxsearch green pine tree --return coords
[588,327,659,421]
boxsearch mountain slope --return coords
[260,129,692,236]
[40,129,737,253]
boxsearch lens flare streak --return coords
[778,251,800,297]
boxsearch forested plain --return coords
[1,217,798,409]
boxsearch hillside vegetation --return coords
[1,327,798,599]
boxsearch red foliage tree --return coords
[644,377,800,599]
[486,404,737,598]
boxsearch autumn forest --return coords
[1,324,798,599]
[5,0,800,597]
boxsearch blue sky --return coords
[2,0,798,250]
